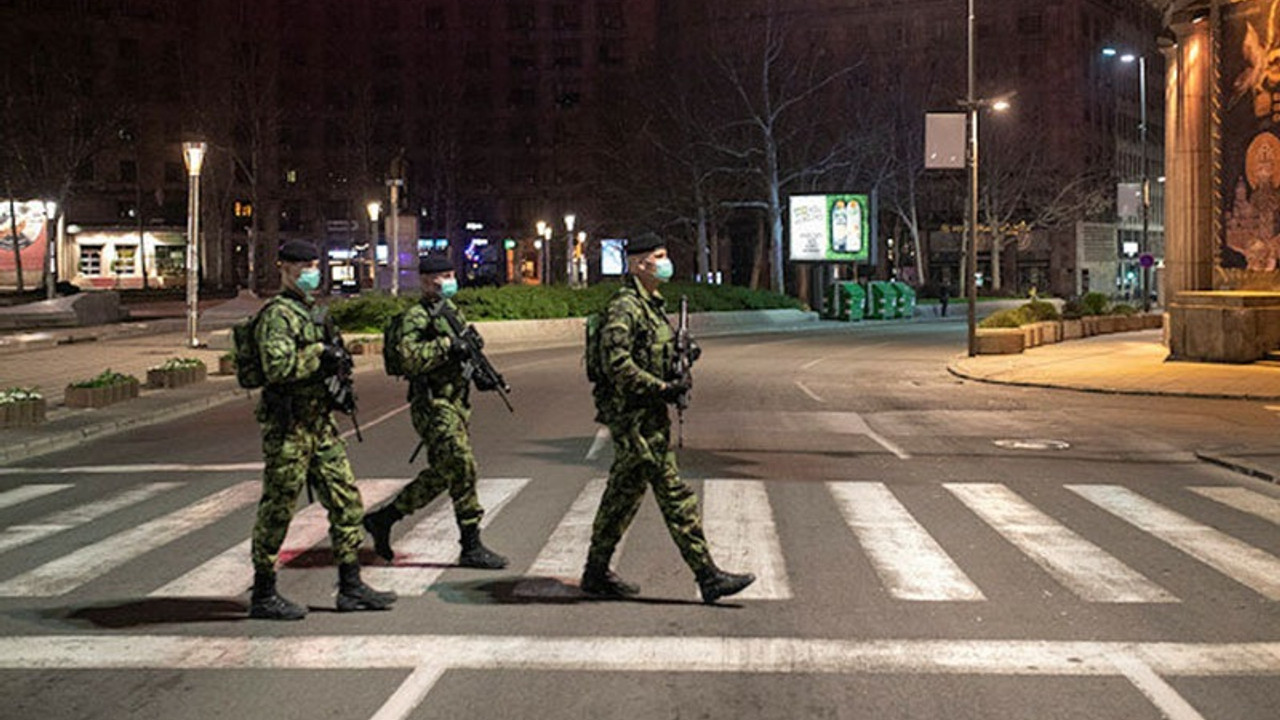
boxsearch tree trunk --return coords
[991,235,1002,293]
[750,216,767,290]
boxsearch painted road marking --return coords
[0,482,182,556]
[1110,653,1208,720]
[0,463,264,475]
[794,380,826,404]
[828,482,984,601]
[362,478,529,595]
[339,403,409,441]
[527,478,614,579]
[585,427,610,461]
[946,483,1175,603]
[1070,484,1280,600]
[370,664,449,720]
[0,482,259,597]
[150,479,409,597]
[1189,486,1280,525]
[0,484,72,508]
[703,479,791,600]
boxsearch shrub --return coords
[0,387,42,404]
[1021,299,1060,322]
[150,357,206,371]
[978,307,1031,328]
[1060,299,1085,320]
[329,293,414,334]
[1110,303,1138,316]
[70,370,138,389]
[1081,291,1110,316]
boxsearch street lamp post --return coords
[564,213,576,286]
[367,201,381,291]
[387,179,403,297]
[42,200,57,300]
[966,0,979,357]
[182,141,206,348]
[1103,48,1152,310]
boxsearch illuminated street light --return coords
[1101,45,1152,310]
[182,140,207,348]
[367,201,382,290]
[42,200,58,299]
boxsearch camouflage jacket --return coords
[255,289,330,417]
[398,297,470,413]
[596,274,673,421]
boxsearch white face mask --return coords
[652,258,674,281]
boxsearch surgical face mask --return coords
[439,278,459,298]
[652,258,674,282]
[297,268,322,293]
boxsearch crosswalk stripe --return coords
[703,479,791,600]
[1188,486,1280,525]
[0,484,72,510]
[362,478,530,595]
[1069,485,1280,600]
[527,478,611,579]
[149,479,410,598]
[828,482,984,601]
[0,482,260,597]
[0,482,183,556]
[946,483,1176,603]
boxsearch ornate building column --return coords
[1164,14,1216,299]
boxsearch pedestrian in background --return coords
[248,239,396,620]
[362,254,508,570]
[939,283,951,317]
[582,232,755,604]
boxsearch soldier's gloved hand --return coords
[659,378,691,404]
[473,373,498,392]
[448,334,470,359]
[688,340,703,363]
[319,343,344,373]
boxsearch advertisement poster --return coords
[0,201,51,284]
[601,238,626,276]
[788,193,869,262]
[1220,0,1280,290]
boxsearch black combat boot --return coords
[336,563,397,612]
[580,562,640,598]
[696,566,756,604]
[362,504,403,562]
[458,525,508,569]
[249,570,307,621]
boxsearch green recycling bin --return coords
[839,282,866,321]
[867,281,896,319]
[824,282,847,320]
[892,282,917,319]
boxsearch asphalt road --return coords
[0,320,1277,720]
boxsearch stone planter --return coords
[218,355,236,375]
[65,379,140,409]
[975,328,1025,354]
[1096,316,1122,334]
[0,398,46,427]
[1023,323,1042,348]
[147,364,207,389]
[1061,319,1084,340]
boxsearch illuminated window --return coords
[113,245,138,275]
[79,246,103,276]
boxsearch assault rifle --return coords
[314,308,363,443]
[672,294,693,448]
[434,301,515,413]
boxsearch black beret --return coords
[418,254,454,274]
[626,232,665,255]
[278,240,319,262]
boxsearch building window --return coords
[113,245,138,275]
[464,44,490,70]
[79,246,103,276]
[424,6,445,30]
[509,42,537,70]
[553,40,582,68]
[554,3,582,30]
[598,42,624,67]
[598,2,624,30]
[508,86,536,108]
[507,2,535,30]
[153,245,184,277]
[119,160,138,183]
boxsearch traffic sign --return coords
[1139,253,1154,268]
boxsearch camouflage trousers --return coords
[389,401,484,528]
[251,413,365,572]
[587,409,712,574]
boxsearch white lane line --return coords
[150,479,409,597]
[585,427,610,461]
[794,380,826,404]
[946,484,1175,603]
[340,403,409,441]
[528,478,612,579]
[1069,484,1280,600]
[0,482,259,597]
[828,482,984,601]
[864,428,911,460]
[0,463,264,475]
[1111,654,1208,720]
[362,478,530,595]
[0,482,183,556]
[0,635,1277,678]
[369,665,449,720]
[1189,486,1280,525]
[702,480,791,600]
[0,484,72,509]
[799,357,826,371]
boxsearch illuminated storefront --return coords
[67,228,187,290]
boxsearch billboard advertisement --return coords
[601,238,626,275]
[0,201,51,283]
[788,193,869,262]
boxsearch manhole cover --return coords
[993,439,1072,451]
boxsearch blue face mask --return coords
[653,258,674,282]
[297,268,321,293]
[439,278,459,298]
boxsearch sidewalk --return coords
[949,329,1280,483]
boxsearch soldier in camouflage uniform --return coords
[582,232,755,604]
[362,254,508,569]
[249,239,396,620]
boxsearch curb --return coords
[946,358,1280,402]
[1193,452,1278,484]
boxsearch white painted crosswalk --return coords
[0,476,1277,606]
